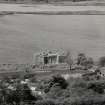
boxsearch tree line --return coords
[65,51,105,70]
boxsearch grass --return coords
[0,14,105,63]
[0,3,105,63]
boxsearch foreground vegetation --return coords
[1,72,105,105]
[0,53,105,105]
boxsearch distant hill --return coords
[0,0,105,4]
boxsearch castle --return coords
[33,50,67,66]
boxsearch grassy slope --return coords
[0,14,105,63]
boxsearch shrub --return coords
[24,73,35,79]
[38,74,68,93]
[45,86,64,99]
[51,74,68,89]
[98,56,105,67]
[87,82,105,94]
[65,51,73,70]
[35,99,57,105]
[63,94,105,105]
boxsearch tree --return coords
[76,53,89,70]
[86,57,94,69]
[65,51,73,70]
[98,56,105,67]
[77,53,87,66]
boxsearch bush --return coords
[98,56,105,67]
[45,86,64,99]
[51,74,68,89]
[87,81,105,94]
[63,94,105,105]
[38,74,68,93]
[35,99,57,105]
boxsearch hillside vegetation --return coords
[0,53,105,105]
[0,0,105,4]
[1,72,105,105]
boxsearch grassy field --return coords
[0,14,105,63]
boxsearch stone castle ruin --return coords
[33,50,67,66]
